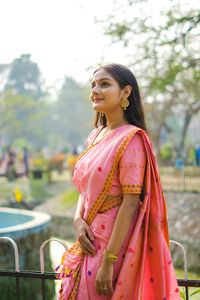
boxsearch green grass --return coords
[0,186,13,200]
[61,188,79,209]
[175,268,200,280]
[29,172,50,198]
[0,179,31,202]
[175,268,200,299]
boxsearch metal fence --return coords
[0,237,200,300]
[159,166,200,193]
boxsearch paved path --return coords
[164,192,200,272]
[34,186,77,218]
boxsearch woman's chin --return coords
[92,106,105,114]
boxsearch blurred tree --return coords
[0,64,9,73]
[0,56,99,153]
[0,90,47,146]
[160,142,173,164]
[4,54,45,100]
[0,54,55,150]
[101,0,200,155]
[53,76,93,150]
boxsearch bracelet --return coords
[103,249,117,264]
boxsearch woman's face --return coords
[90,68,124,115]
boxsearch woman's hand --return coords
[74,217,96,256]
[95,259,114,295]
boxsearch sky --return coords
[0,0,198,90]
[0,0,124,88]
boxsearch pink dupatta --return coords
[58,125,180,300]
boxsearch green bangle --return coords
[103,249,117,264]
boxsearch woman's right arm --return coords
[74,194,85,221]
[73,195,96,256]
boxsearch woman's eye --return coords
[101,82,109,87]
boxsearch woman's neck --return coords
[105,113,129,131]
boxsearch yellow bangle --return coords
[103,249,117,264]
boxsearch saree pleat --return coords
[111,133,179,299]
[58,125,180,300]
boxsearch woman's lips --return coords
[94,98,104,103]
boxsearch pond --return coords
[0,207,54,300]
[0,207,51,238]
[0,211,34,229]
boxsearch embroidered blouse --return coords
[86,127,146,196]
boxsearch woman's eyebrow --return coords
[92,77,112,85]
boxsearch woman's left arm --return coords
[95,193,139,295]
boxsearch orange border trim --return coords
[66,128,140,300]
[121,184,142,194]
[86,128,139,225]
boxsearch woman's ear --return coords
[123,85,132,98]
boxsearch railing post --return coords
[39,238,68,300]
[182,166,186,192]
[0,237,21,300]
[170,240,188,300]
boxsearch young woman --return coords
[57,64,180,299]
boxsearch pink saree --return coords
[58,125,180,300]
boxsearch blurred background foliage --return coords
[99,0,200,161]
[0,0,199,166]
[0,54,93,155]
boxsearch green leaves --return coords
[5,54,45,100]
[100,0,200,152]
[54,76,93,149]
[179,288,200,299]
[0,90,46,144]
[150,63,183,93]
[106,23,130,39]
[179,290,185,300]
[190,289,200,297]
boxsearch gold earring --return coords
[101,113,104,117]
[120,97,129,110]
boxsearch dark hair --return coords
[93,63,147,132]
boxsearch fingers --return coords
[100,282,108,295]
[107,280,113,295]
[78,232,96,256]
[85,225,94,241]
[95,279,101,295]
[95,280,113,296]
[103,281,113,295]
[75,220,96,255]
[80,239,95,256]
[108,281,113,295]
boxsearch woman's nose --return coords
[92,85,100,94]
[90,87,99,100]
